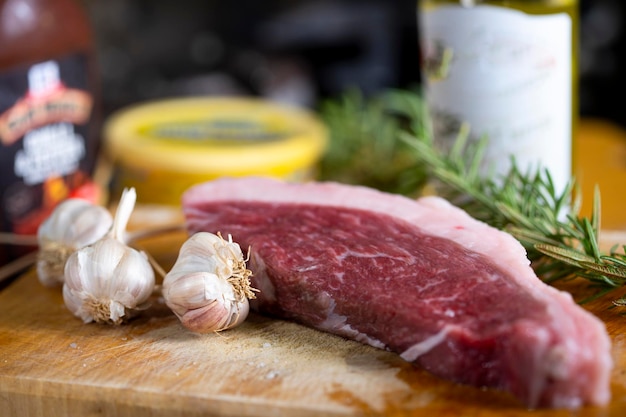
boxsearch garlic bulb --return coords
[37,199,113,287]
[162,232,256,333]
[62,188,155,324]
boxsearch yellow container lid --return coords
[103,96,328,177]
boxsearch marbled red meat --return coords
[182,177,612,409]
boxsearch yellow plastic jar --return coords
[103,97,328,205]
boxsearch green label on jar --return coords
[140,118,292,144]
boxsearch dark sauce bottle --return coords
[0,0,101,265]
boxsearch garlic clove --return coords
[37,198,113,287]
[180,298,250,334]
[181,301,231,333]
[164,271,225,314]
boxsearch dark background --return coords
[82,0,623,126]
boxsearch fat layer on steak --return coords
[182,177,612,409]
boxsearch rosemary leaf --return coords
[535,244,595,266]
[580,262,626,282]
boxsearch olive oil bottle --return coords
[418,0,578,192]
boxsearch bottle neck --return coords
[0,0,93,69]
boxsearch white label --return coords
[28,60,61,96]
[14,123,86,185]
[420,5,572,191]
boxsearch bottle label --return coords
[419,5,572,190]
[0,55,98,241]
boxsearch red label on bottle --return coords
[0,84,92,145]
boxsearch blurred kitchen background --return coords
[82,0,421,114]
[81,0,622,125]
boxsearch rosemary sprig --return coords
[382,89,626,301]
[321,88,626,302]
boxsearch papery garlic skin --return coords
[63,237,155,324]
[37,199,113,287]
[163,232,255,333]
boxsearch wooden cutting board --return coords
[1,216,626,417]
[3,118,626,416]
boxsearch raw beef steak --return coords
[182,177,612,409]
